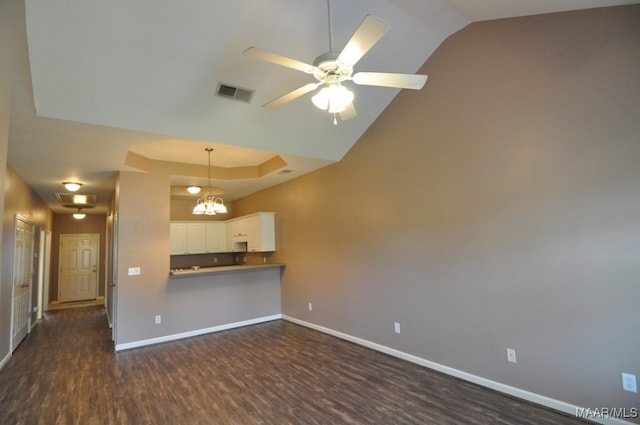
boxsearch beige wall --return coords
[233,5,640,416]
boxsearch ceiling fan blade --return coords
[339,102,357,121]
[243,47,317,74]
[337,15,390,67]
[352,72,428,90]
[263,83,322,109]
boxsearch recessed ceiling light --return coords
[187,185,202,194]
[63,182,82,192]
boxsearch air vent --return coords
[55,193,98,207]
[216,83,254,103]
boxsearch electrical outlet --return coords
[155,315,161,325]
[213,257,218,264]
[506,348,517,363]
[622,373,637,393]
[263,256,267,263]
[308,303,313,311]
[394,322,401,334]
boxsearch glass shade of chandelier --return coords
[192,148,227,215]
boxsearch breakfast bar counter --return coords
[169,263,285,279]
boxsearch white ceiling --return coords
[8,0,638,214]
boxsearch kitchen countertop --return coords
[169,263,285,279]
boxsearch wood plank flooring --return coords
[0,307,591,425]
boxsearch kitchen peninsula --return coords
[111,212,285,352]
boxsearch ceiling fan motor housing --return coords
[313,52,353,82]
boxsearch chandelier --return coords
[192,148,227,215]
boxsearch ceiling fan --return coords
[244,1,427,125]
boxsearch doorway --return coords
[58,234,100,302]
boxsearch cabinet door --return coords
[205,222,225,253]
[247,213,275,252]
[232,218,249,242]
[225,221,236,252]
[186,222,206,254]
[170,223,188,254]
[259,213,276,252]
[246,215,261,252]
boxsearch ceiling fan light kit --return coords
[311,82,354,113]
[243,0,427,125]
[192,148,227,216]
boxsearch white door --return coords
[59,234,99,302]
[12,216,34,351]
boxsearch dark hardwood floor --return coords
[0,307,590,424]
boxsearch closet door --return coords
[12,216,34,351]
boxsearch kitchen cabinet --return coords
[172,213,275,255]
[245,213,275,252]
[204,222,226,253]
[170,222,207,255]
[225,212,275,252]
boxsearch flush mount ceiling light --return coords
[243,0,427,125]
[186,185,202,194]
[63,182,82,192]
[73,208,86,219]
[192,148,227,216]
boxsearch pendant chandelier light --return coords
[192,148,227,215]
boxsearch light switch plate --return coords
[128,267,141,276]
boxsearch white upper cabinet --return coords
[204,222,226,253]
[170,222,188,255]
[174,212,276,255]
[226,212,275,252]
[245,213,275,252]
[169,222,208,255]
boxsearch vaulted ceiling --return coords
[8,0,638,214]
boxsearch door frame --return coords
[37,229,52,318]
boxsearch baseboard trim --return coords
[115,314,282,351]
[0,352,11,371]
[282,315,634,425]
